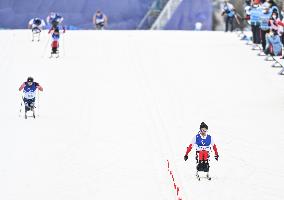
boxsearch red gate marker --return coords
[167,160,184,200]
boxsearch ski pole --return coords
[62,29,65,57]
[41,34,50,58]
[19,94,23,117]
[38,31,41,42]
[19,100,22,117]
[37,90,40,117]
[234,14,240,26]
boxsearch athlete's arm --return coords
[35,82,43,91]
[211,139,219,156]
[19,83,26,91]
[185,137,196,156]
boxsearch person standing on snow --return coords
[250,0,262,49]
[259,4,273,52]
[221,0,237,32]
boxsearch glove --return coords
[215,154,219,161]
[184,155,188,161]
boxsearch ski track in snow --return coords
[0,30,284,200]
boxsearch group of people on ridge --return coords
[246,0,284,58]
[223,0,284,58]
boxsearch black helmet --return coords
[200,122,208,130]
[27,77,34,83]
[34,18,41,26]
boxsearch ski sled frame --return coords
[196,171,211,181]
[24,109,36,119]
[49,51,60,58]
[32,29,41,42]
[50,40,60,58]
[95,22,105,30]
[19,106,36,119]
[19,99,38,119]
[49,47,60,58]
[195,151,212,181]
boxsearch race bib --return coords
[24,91,35,99]
[196,146,211,151]
[96,18,104,24]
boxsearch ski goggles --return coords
[200,128,208,133]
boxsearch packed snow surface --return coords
[0,30,284,200]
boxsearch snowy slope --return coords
[0,30,284,200]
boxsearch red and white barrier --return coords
[167,160,183,200]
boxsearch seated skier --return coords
[51,27,60,55]
[28,17,45,34]
[46,12,64,29]
[93,10,108,30]
[19,77,43,118]
[28,17,46,41]
[184,122,219,180]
